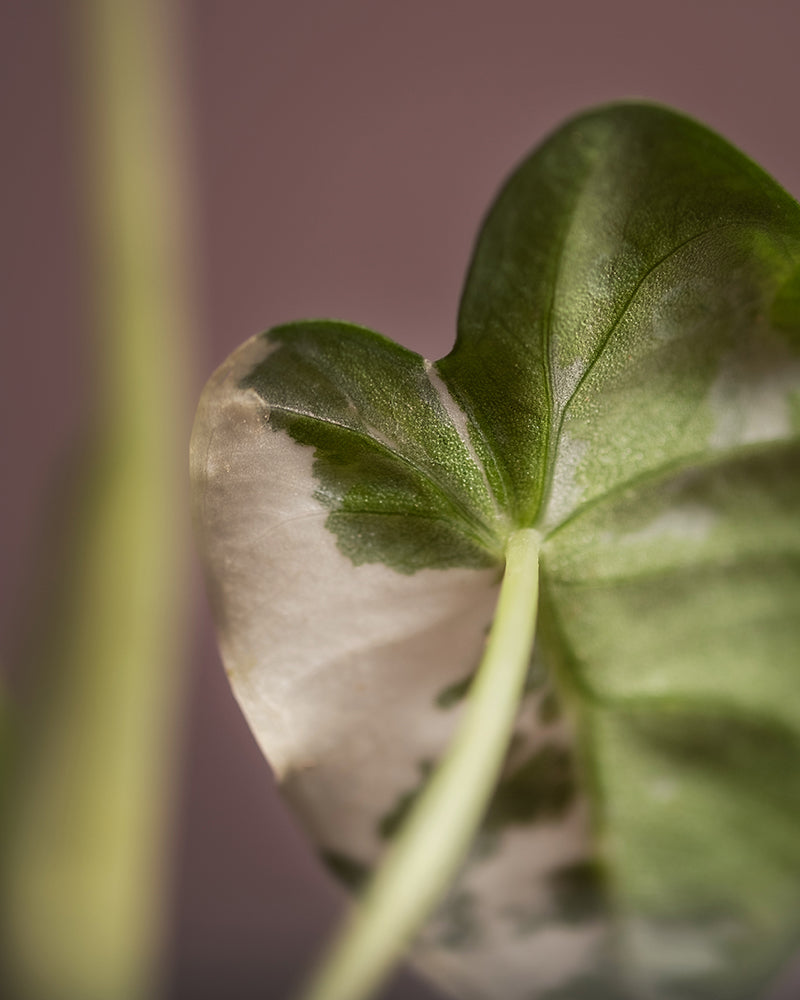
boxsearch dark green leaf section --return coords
[435,673,473,709]
[548,861,607,926]
[437,102,800,526]
[377,760,434,841]
[321,849,370,893]
[241,321,504,572]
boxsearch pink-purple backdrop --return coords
[2,3,800,998]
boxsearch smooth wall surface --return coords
[2,3,800,998]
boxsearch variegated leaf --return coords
[191,103,800,1000]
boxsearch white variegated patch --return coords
[708,343,800,448]
[540,427,590,531]
[614,502,717,546]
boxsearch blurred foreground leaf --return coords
[1,3,193,999]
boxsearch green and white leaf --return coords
[191,103,800,1000]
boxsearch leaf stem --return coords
[0,3,192,998]
[298,528,542,1000]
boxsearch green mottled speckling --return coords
[321,850,371,893]
[435,674,474,709]
[550,860,607,925]
[506,860,607,937]
[538,690,561,725]
[377,761,434,841]
[484,745,576,832]
[423,888,480,951]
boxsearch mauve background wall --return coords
[2,3,800,998]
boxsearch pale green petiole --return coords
[299,528,542,1000]
[0,4,191,998]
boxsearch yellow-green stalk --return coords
[1,3,193,998]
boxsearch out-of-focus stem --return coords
[1,3,193,998]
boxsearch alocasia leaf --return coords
[191,103,800,1000]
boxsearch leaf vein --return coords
[264,400,500,553]
[544,436,800,542]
